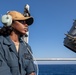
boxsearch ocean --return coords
[38,64,76,75]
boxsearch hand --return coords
[29,72,36,75]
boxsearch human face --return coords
[12,20,28,35]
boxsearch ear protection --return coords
[1,14,12,26]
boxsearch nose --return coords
[24,23,28,27]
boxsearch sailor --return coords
[0,11,36,75]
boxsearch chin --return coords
[19,32,26,36]
[21,31,26,34]
[22,33,26,35]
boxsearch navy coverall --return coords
[0,35,36,75]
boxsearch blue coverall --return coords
[0,35,36,75]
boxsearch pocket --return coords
[7,59,18,68]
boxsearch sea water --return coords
[38,64,76,75]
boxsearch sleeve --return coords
[26,59,37,75]
[0,44,12,75]
[25,44,37,75]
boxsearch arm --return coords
[0,44,12,75]
[26,44,37,75]
[26,59,36,75]
[22,42,37,75]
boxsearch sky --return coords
[0,0,76,59]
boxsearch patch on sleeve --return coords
[23,53,32,60]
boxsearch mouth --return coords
[24,27,28,32]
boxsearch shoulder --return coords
[0,35,4,43]
[22,41,33,54]
[26,43,33,54]
[0,36,4,54]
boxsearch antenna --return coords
[23,4,30,17]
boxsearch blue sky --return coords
[0,0,76,58]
